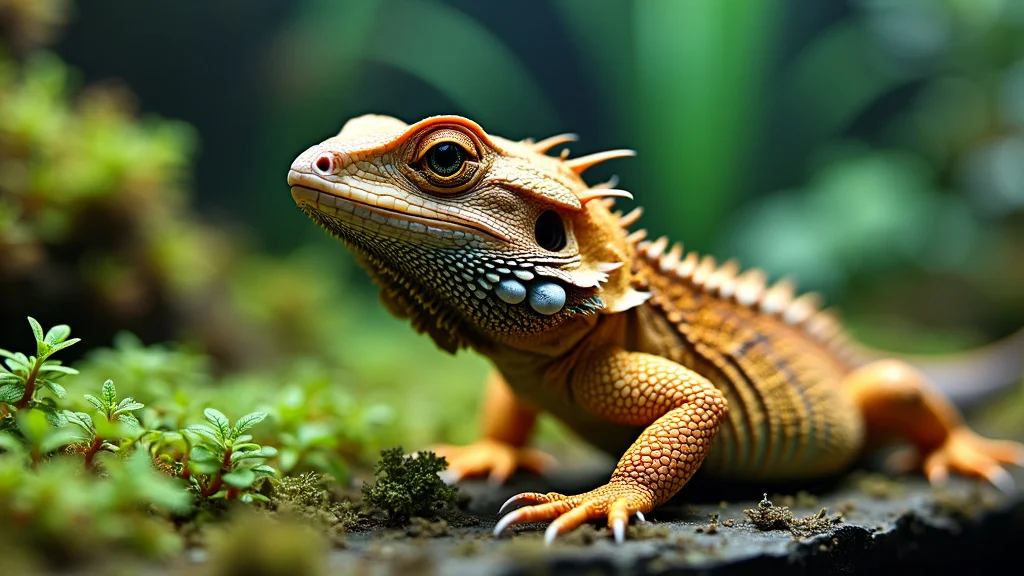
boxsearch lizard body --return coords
[288,114,1024,543]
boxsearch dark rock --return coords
[326,462,1024,576]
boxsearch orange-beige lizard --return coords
[287,114,1024,544]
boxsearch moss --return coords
[361,447,457,525]
[743,494,842,537]
[268,472,374,543]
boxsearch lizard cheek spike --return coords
[313,153,334,176]
[528,282,566,315]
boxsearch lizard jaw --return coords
[288,173,511,244]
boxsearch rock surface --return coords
[326,462,1024,575]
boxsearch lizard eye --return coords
[411,127,482,192]
[535,210,567,252]
[425,142,465,177]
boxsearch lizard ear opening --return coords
[535,210,567,252]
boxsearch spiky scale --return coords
[760,279,796,315]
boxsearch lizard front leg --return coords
[846,359,1024,490]
[433,370,555,484]
[494,346,728,544]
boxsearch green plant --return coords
[0,317,80,422]
[181,408,278,502]
[62,379,144,470]
[361,446,456,525]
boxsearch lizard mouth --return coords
[288,173,511,243]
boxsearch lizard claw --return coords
[612,517,626,544]
[492,483,653,545]
[497,492,546,516]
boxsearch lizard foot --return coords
[431,439,555,485]
[921,428,1024,493]
[492,482,653,544]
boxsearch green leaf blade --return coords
[230,411,268,440]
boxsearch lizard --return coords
[287,113,1024,544]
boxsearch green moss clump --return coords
[362,446,457,525]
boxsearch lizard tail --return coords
[861,327,1024,409]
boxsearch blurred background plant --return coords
[2,0,1023,495]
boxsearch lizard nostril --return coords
[313,154,333,175]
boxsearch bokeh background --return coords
[3,0,1023,466]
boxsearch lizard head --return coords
[288,114,649,353]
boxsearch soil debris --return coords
[743,494,842,537]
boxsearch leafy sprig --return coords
[182,408,278,502]
[63,379,145,469]
[0,317,80,424]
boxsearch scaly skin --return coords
[288,114,1024,544]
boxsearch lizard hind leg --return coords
[845,359,1024,492]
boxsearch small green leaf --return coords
[204,408,231,438]
[230,448,274,463]
[0,373,22,385]
[116,398,145,412]
[231,442,261,452]
[117,413,142,430]
[63,410,95,433]
[230,411,268,440]
[43,381,67,399]
[38,404,68,427]
[47,339,81,354]
[190,459,221,476]
[0,348,15,360]
[39,364,78,375]
[184,424,221,444]
[250,464,278,479]
[4,357,28,373]
[40,429,80,454]
[83,394,104,412]
[28,317,44,343]
[189,445,220,462]
[43,325,71,346]
[222,469,256,488]
[101,379,117,406]
[0,383,24,403]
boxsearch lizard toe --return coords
[923,428,1024,493]
[493,483,653,544]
